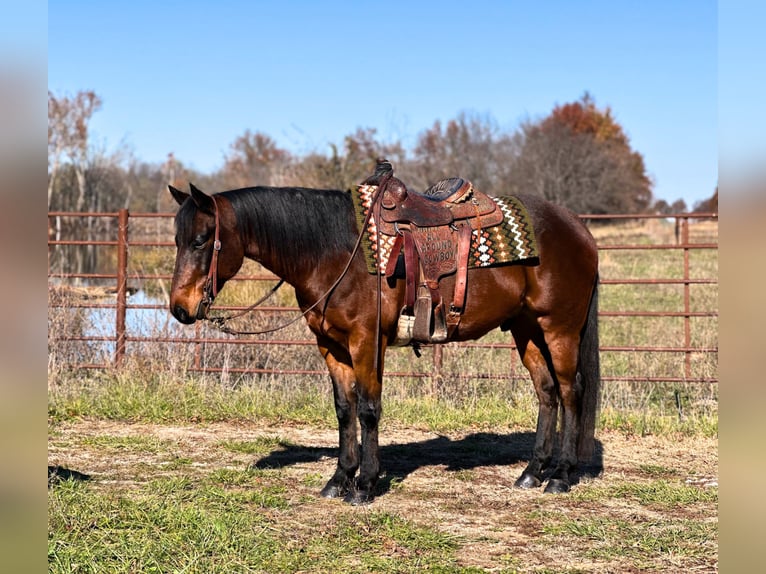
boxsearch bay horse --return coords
[168,177,600,504]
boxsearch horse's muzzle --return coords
[171,304,196,325]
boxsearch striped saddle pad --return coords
[352,186,540,275]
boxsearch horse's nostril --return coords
[171,304,195,324]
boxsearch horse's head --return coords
[168,184,245,324]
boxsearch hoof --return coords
[320,481,348,499]
[343,489,374,506]
[544,478,570,494]
[514,472,542,489]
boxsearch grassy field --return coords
[48,367,718,573]
[48,217,718,572]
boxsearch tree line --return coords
[48,90,715,274]
[51,90,717,215]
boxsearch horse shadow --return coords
[48,465,91,488]
[251,431,604,496]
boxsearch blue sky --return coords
[48,1,718,206]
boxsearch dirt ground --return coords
[49,420,718,572]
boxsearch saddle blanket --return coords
[352,185,540,275]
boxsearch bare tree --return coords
[409,112,514,195]
[48,90,140,276]
[48,91,103,276]
[48,90,102,211]
[286,127,405,190]
[222,130,292,188]
[693,187,717,213]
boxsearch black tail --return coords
[577,275,601,462]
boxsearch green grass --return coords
[49,477,477,574]
[599,405,717,438]
[48,368,717,438]
[636,463,677,478]
[525,474,718,571]
[219,436,296,455]
[571,480,718,508]
[541,515,716,570]
[49,477,287,573]
[48,368,336,427]
[80,434,169,454]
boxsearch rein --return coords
[201,187,385,337]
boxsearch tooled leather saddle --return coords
[360,159,503,345]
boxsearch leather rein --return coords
[200,188,384,337]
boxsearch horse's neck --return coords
[245,249,358,307]
[237,192,351,296]
[242,247,300,287]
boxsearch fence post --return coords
[194,322,202,370]
[431,345,443,396]
[681,215,691,379]
[115,208,129,366]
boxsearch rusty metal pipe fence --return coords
[48,210,718,385]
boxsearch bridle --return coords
[200,195,223,311]
[198,194,287,333]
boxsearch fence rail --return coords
[48,210,718,385]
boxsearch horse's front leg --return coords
[344,336,385,506]
[317,340,359,500]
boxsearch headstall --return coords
[200,195,222,310]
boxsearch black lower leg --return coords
[544,404,578,494]
[321,389,358,498]
[516,398,558,489]
[345,398,381,505]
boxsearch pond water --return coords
[82,289,183,357]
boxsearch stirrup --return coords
[412,285,433,342]
[392,308,415,347]
[430,303,449,343]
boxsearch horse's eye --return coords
[191,235,208,249]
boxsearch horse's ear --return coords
[189,183,215,214]
[168,185,189,206]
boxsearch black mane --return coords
[222,186,356,275]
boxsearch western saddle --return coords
[360,159,504,345]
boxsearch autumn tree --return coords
[506,94,653,213]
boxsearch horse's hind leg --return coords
[511,322,559,489]
[511,294,592,494]
[541,331,583,493]
[317,340,359,499]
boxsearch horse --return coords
[167,175,600,505]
